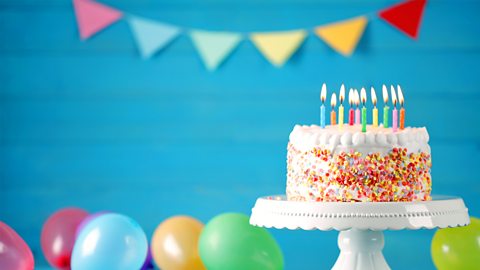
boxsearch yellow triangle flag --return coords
[250,30,307,67]
[315,16,368,56]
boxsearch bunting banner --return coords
[379,0,427,39]
[73,0,122,40]
[127,16,181,59]
[72,0,427,70]
[190,30,243,70]
[314,16,368,57]
[250,30,307,67]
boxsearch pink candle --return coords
[348,88,354,126]
[354,89,360,124]
[349,108,354,125]
[391,86,398,132]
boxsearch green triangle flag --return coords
[190,30,243,70]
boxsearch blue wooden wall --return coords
[1,0,479,269]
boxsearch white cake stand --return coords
[250,195,469,270]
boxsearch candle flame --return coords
[321,83,327,103]
[360,87,366,105]
[339,84,345,104]
[331,93,337,108]
[382,84,388,104]
[354,89,360,107]
[397,85,404,107]
[390,85,397,107]
[348,88,354,106]
[371,86,377,106]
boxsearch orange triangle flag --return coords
[314,16,368,57]
[379,0,427,39]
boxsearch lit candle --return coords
[338,84,345,128]
[398,85,405,130]
[382,85,389,128]
[331,93,337,125]
[348,88,354,126]
[391,85,398,132]
[354,89,360,125]
[361,88,367,132]
[371,86,378,127]
[320,83,327,128]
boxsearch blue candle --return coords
[320,83,327,128]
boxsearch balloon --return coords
[199,213,284,270]
[151,216,206,270]
[71,213,148,270]
[41,207,89,269]
[431,217,480,270]
[141,246,154,270]
[0,221,35,270]
[75,211,109,239]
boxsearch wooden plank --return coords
[1,143,287,187]
[0,96,479,143]
[0,51,479,97]
[0,2,479,52]
[2,141,479,189]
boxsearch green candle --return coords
[383,106,389,128]
[382,85,389,128]
[360,88,367,132]
[362,107,367,132]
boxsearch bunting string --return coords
[73,0,427,70]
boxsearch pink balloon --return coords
[41,207,89,269]
[0,221,34,270]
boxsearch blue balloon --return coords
[71,213,148,270]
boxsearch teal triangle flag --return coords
[190,30,243,70]
[127,16,180,59]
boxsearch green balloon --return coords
[199,213,284,270]
[431,217,480,270]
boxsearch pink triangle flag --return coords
[73,0,123,40]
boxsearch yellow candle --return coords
[338,84,345,127]
[371,86,378,127]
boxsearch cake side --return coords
[286,125,432,202]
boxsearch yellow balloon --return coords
[151,216,206,270]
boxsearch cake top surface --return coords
[289,124,430,154]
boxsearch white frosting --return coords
[289,124,430,155]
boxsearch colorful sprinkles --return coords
[286,143,432,202]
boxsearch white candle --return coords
[354,89,360,125]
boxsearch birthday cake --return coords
[286,85,432,202]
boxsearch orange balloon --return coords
[151,216,206,270]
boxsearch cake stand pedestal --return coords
[250,195,469,270]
